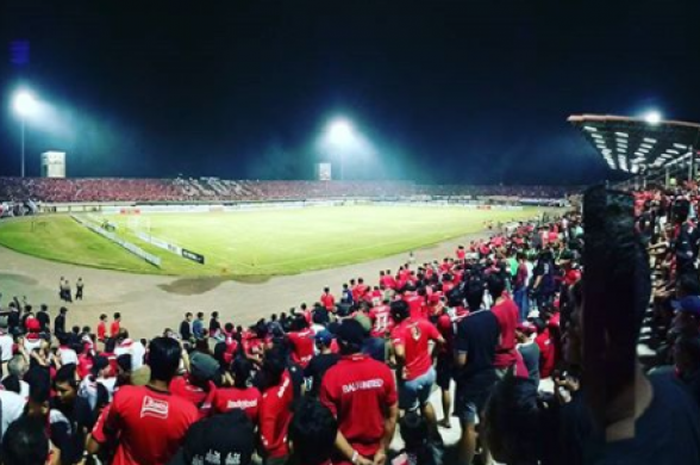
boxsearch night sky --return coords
[1,0,699,184]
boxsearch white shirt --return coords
[0,333,13,363]
[115,339,146,370]
[58,346,78,366]
[0,391,27,437]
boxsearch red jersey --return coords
[288,328,315,368]
[320,354,397,459]
[352,284,368,302]
[536,329,556,378]
[491,298,519,369]
[110,321,120,338]
[97,322,107,341]
[212,386,262,423]
[403,293,424,320]
[320,293,336,311]
[103,385,198,465]
[369,305,393,338]
[169,376,217,419]
[260,371,294,458]
[391,318,440,380]
[77,353,94,380]
[456,248,466,260]
[380,275,396,290]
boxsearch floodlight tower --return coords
[12,90,38,178]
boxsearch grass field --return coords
[0,206,541,278]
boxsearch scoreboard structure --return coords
[315,162,332,181]
[41,151,66,178]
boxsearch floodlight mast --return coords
[12,90,38,178]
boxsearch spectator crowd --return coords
[1,182,700,465]
[0,177,574,206]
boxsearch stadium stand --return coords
[0,177,575,204]
[2,182,700,464]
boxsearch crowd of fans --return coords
[0,177,573,205]
[2,183,700,464]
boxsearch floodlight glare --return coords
[13,90,37,117]
[328,118,354,145]
[644,110,662,125]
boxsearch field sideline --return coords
[0,205,543,279]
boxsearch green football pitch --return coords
[0,206,542,278]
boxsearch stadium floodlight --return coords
[12,89,39,178]
[643,138,657,143]
[615,132,629,138]
[326,117,355,180]
[644,111,662,125]
[674,143,688,150]
[584,126,598,132]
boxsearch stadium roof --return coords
[568,114,700,174]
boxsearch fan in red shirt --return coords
[352,278,369,302]
[287,315,316,368]
[213,357,261,424]
[170,352,218,419]
[87,337,198,465]
[456,245,466,261]
[320,319,398,465]
[96,314,108,342]
[379,270,396,290]
[259,347,295,462]
[390,300,444,432]
[320,287,336,312]
[435,299,469,427]
[487,274,519,374]
[110,312,121,339]
[369,300,394,338]
[403,290,424,320]
[534,318,556,379]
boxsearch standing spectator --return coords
[488,274,520,377]
[50,364,93,464]
[170,352,219,420]
[515,322,540,386]
[110,312,121,339]
[390,300,444,433]
[454,279,500,465]
[193,312,205,340]
[513,252,530,321]
[179,312,193,341]
[97,314,108,343]
[75,278,84,301]
[115,329,146,371]
[64,280,72,303]
[0,320,13,376]
[59,277,66,302]
[57,334,78,366]
[87,337,198,464]
[259,348,295,464]
[36,304,50,333]
[1,416,50,465]
[287,315,316,368]
[54,307,68,338]
[170,410,256,465]
[212,357,261,423]
[288,398,338,465]
[304,330,340,397]
[0,387,27,439]
[8,302,20,337]
[320,319,398,465]
[320,287,336,312]
[209,311,222,339]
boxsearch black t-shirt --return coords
[454,309,499,385]
[50,396,95,464]
[559,370,700,465]
[36,311,50,331]
[304,353,341,396]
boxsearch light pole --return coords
[12,90,37,178]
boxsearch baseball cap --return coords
[336,319,366,346]
[516,322,536,336]
[672,296,700,317]
[25,318,40,333]
[353,313,372,334]
[190,352,220,381]
[171,410,255,465]
[315,329,334,346]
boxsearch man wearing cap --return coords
[88,337,198,465]
[305,329,340,397]
[515,321,540,386]
[170,352,219,419]
[320,319,398,465]
[168,410,255,465]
